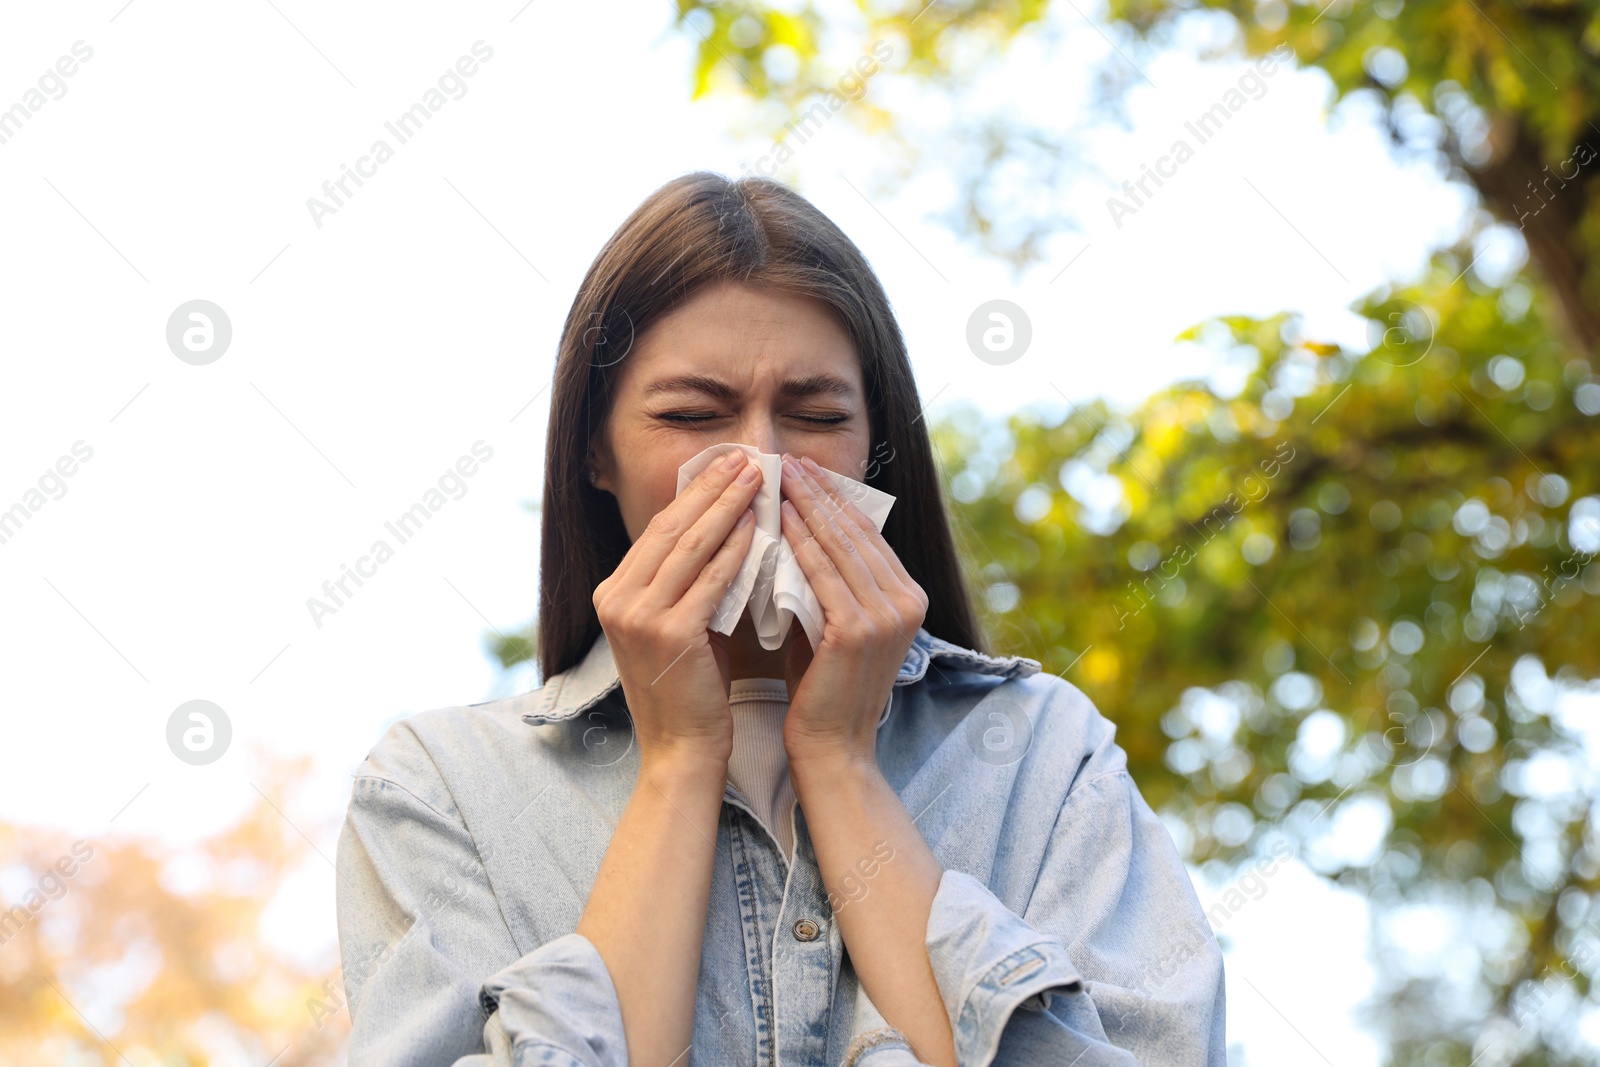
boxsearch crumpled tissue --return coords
[674,442,896,651]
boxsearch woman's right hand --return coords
[591,449,763,768]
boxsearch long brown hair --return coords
[537,171,984,682]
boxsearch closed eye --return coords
[658,412,849,425]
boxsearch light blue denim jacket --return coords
[335,626,1225,1066]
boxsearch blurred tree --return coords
[937,254,1600,1064]
[668,0,1600,355]
[0,752,346,1066]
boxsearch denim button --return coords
[792,919,821,941]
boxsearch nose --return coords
[735,412,781,456]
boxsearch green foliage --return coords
[1103,0,1600,163]
[491,630,535,671]
[669,1,1600,348]
[937,255,1600,1061]
[673,0,1053,104]
[1097,0,1600,350]
[673,0,826,103]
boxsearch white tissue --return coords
[674,442,897,651]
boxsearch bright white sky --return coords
[0,1,1490,1062]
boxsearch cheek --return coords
[617,454,697,541]
[624,483,676,543]
[803,437,872,483]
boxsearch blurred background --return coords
[2,1,1598,1063]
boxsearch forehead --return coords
[616,280,862,396]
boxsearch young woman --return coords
[336,172,1225,1066]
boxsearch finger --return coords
[794,458,900,590]
[669,506,758,626]
[782,465,926,648]
[799,455,913,587]
[621,449,752,587]
[780,496,913,648]
[650,459,764,606]
[780,455,886,598]
[778,497,857,619]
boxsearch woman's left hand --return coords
[777,452,928,766]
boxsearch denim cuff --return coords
[844,986,928,1067]
[926,868,1085,1066]
[479,932,628,1067]
[843,1025,925,1067]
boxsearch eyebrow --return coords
[641,373,858,402]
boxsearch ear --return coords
[587,442,615,494]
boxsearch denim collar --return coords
[519,626,1042,728]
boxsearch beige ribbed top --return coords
[726,677,796,865]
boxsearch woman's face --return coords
[591,279,872,543]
